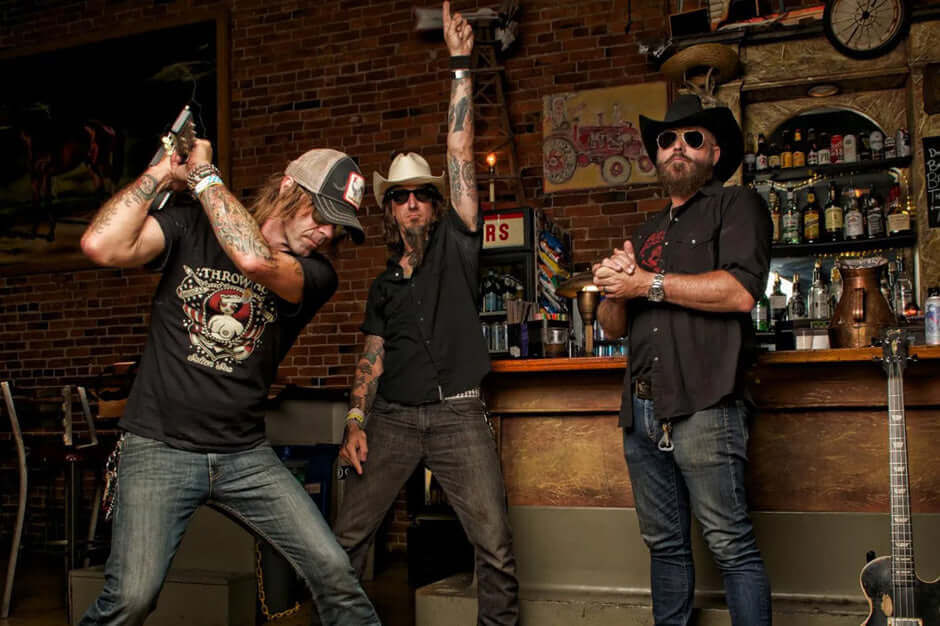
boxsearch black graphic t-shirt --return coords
[120,201,337,452]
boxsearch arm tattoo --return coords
[460,160,476,199]
[201,185,276,266]
[450,95,470,133]
[90,174,159,234]
[448,155,462,201]
[350,336,385,413]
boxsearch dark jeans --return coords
[623,396,772,626]
[79,433,379,626]
[333,395,519,626]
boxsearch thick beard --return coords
[657,155,715,199]
[403,224,430,267]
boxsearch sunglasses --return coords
[386,186,439,205]
[656,129,707,150]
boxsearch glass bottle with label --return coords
[803,188,821,243]
[893,257,914,321]
[768,187,781,244]
[806,128,818,166]
[824,181,843,242]
[752,291,771,331]
[743,133,756,174]
[788,272,807,320]
[886,184,911,235]
[792,128,806,167]
[843,133,858,163]
[830,266,843,312]
[808,259,831,320]
[782,189,802,244]
[755,133,769,171]
[768,141,781,170]
[770,272,788,327]
[844,192,865,240]
[780,130,793,169]
[865,192,885,239]
[817,131,831,164]
[870,129,884,160]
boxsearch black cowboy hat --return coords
[639,94,743,183]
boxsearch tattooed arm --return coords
[187,140,307,303]
[80,162,173,267]
[443,0,478,231]
[340,334,386,474]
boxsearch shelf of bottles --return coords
[743,108,916,260]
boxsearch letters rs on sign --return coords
[483,212,525,249]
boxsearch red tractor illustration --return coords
[543,122,654,185]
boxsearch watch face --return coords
[824,0,909,59]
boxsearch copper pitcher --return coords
[829,258,894,348]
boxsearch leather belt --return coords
[633,377,653,400]
[440,386,480,401]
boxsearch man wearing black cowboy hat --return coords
[593,94,772,625]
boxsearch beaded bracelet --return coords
[345,408,365,425]
[186,163,222,193]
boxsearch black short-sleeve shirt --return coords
[362,208,490,405]
[620,179,772,428]
[119,201,337,451]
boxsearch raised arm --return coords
[443,0,478,231]
[186,141,307,303]
[341,334,386,475]
[80,159,177,268]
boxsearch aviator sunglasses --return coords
[386,186,440,205]
[656,129,707,150]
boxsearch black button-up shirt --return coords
[362,208,490,405]
[620,179,772,428]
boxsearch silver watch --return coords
[647,273,665,302]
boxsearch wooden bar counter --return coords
[479,348,940,617]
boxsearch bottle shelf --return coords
[480,310,507,318]
[746,156,911,184]
[771,232,915,257]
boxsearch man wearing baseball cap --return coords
[78,138,378,626]
[333,3,519,624]
[593,94,772,625]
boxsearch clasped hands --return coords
[591,241,651,301]
[151,138,215,192]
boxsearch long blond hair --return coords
[248,173,345,256]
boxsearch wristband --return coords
[186,163,222,193]
[453,69,469,80]
[194,175,223,196]
[345,408,365,425]
[449,55,472,69]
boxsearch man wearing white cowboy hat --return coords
[333,2,519,624]
[593,94,773,625]
[79,135,378,625]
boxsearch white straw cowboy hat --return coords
[373,152,447,206]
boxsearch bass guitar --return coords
[860,329,939,625]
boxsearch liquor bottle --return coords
[843,133,858,162]
[780,130,793,169]
[782,189,802,244]
[808,259,831,320]
[768,141,781,170]
[870,129,885,160]
[817,131,831,165]
[752,291,771,331]
[893,257,914,321]
[844,192,865,240]
[830,266,843,312]
[824,181,843,242]
[865,192,885,239]
[755,133,769,171]
[803,188,821,243]
[482,269,497,312]
[788,272,807,320]
[886,184,911,235]
[770,272,788,326]
[806,128,818,166]
[769,187,782,243]
[859,135,872,162]
[792,128,806,167]
[743,133,756,174]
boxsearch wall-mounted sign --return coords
[483,211,526,249]
[925,136,940,228]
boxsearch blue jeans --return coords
[332,395,519,626]
[79,432,379,626]
[623,396,771,626]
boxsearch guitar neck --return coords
[887,359,916,593]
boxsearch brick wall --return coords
[0,0,903,551]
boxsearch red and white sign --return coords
[483,211,525,249]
